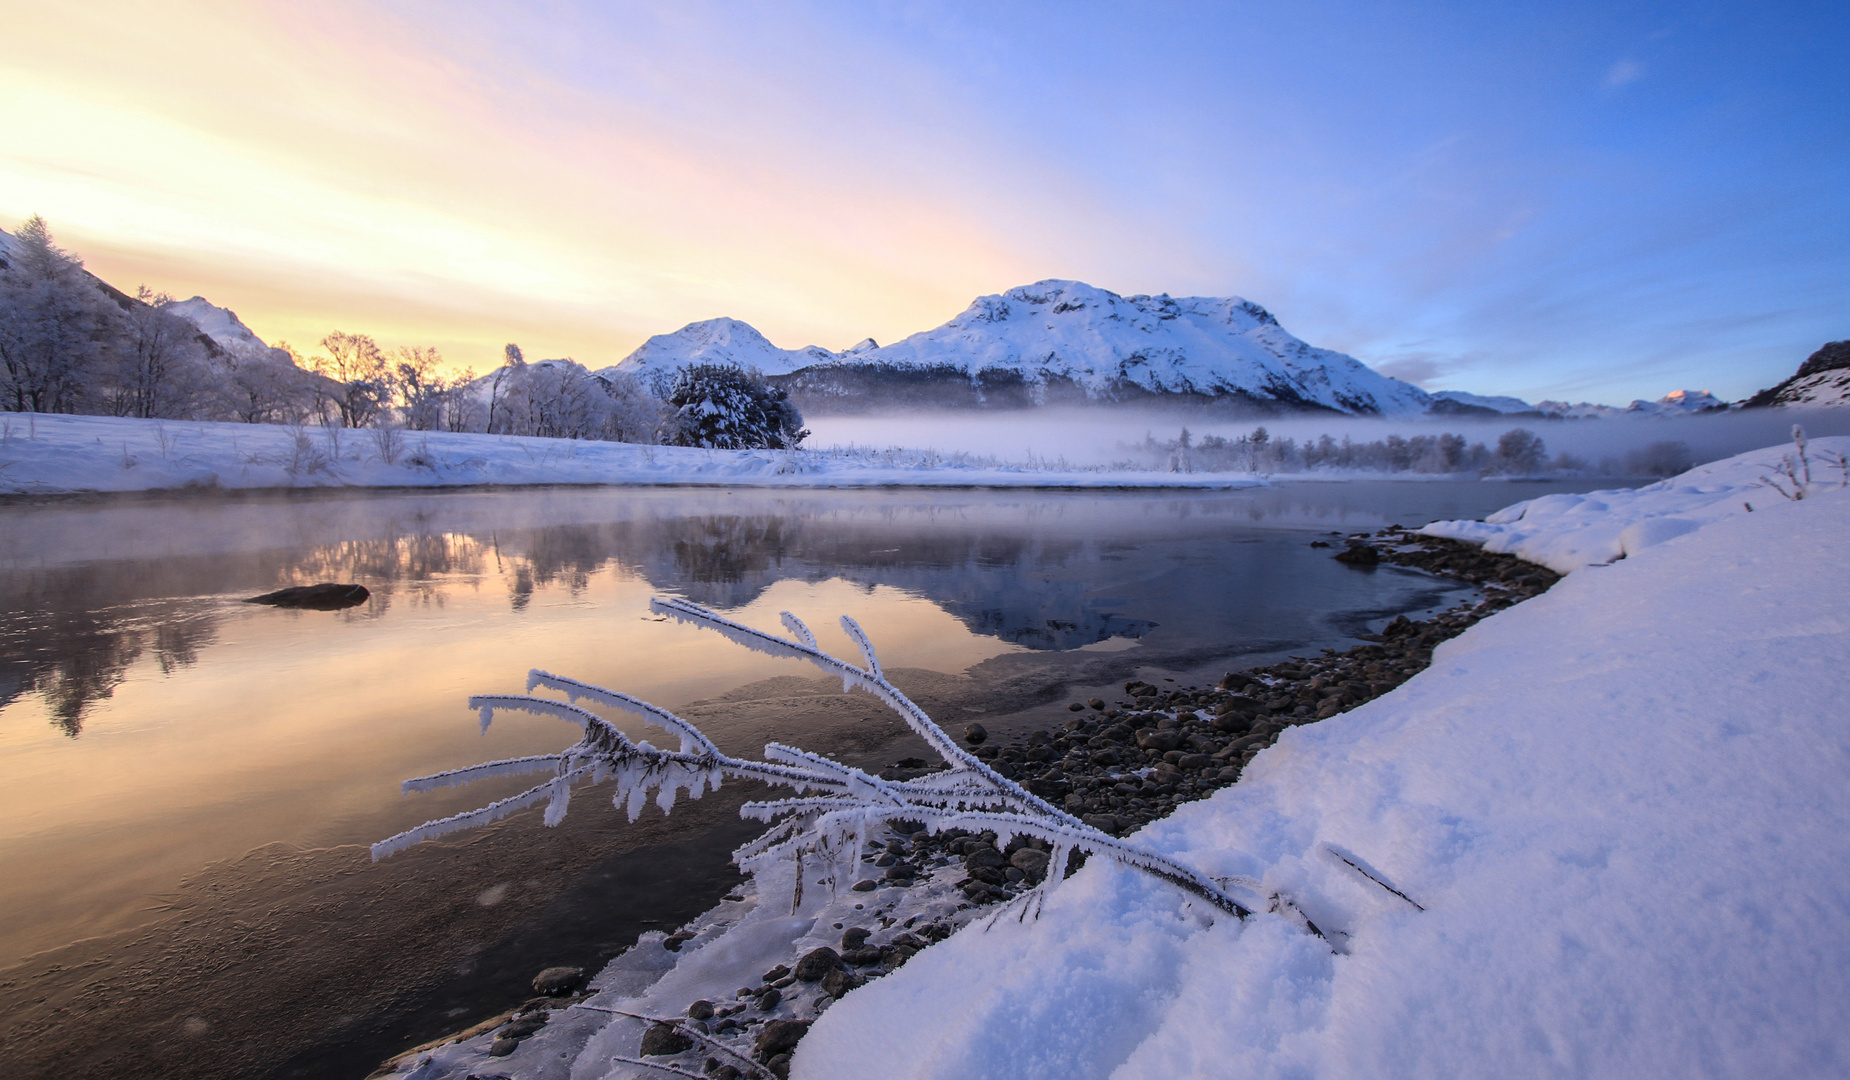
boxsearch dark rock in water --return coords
[755,1018,810,1060]
[531,966,586,996]
[500,1014,547,1039]
[963,722,988,744]
[686,1000,714,1021]
[1068,701,1085,711]
[850,878,877,892]
[841,926,871,951]
[793,947,841,981]
[761,964,791,983]
[487,1035,520,1057]
[756,987,782,1011]
[245,582,370,610]
[1334,544,1380,565]
[1217,672,1254,691]
[640,1021,692,1056]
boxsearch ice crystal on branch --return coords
[374,598,1258,918]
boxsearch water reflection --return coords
[0,481,1619,737]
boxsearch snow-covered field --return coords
[372,436,1850,1079]
[0,413,1269,495]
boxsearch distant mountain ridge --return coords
[612,280,1436,415]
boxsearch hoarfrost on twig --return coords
[374,599,1258,919]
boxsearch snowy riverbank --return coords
[375,436,1850,1079]
[0,414,1272,495]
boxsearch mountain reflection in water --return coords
[0,481,1616,738]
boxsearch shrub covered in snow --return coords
[666,364,808,450]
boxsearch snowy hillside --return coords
[788,445,1850,1080]
[1430,390,1539,415]
[163,296,273,355]
[797,280,1434,415]
[603,317,841,386]
[1744,341,1850,408]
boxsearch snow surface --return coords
[790,450,1850,1080]
[1770,368,1850,408]
[828,280,1434,415]
[1430,390,1538,413]
[603,317,841,382]
[0,413,1272,495]
[1418,435,1849,573]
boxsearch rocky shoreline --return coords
[373,528,1558,1080]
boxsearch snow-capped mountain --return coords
[603,317,840,387]
[795,280,1434,415]
[1430,390,1541,415]
[1744,341,1850,408]
[1625,389,1728,415]
[163,296,272,355]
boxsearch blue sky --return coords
[3,0,1844,402]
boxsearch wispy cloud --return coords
[1606,58,1647,87]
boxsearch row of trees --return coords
[1142,426,1698,478]
[0,217,808,449]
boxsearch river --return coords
[0,479,1624,1079]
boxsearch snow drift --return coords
[1420,434,1849,573]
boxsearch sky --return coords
[1,0,1844,404]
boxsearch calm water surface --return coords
[0,479,1623,1077]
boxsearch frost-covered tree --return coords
[0,216,117,413]
[392,345,448,431]
[1494,428,1547,475]
[101,289,213,419]
[666,363,807,450]
[312,330,393,427]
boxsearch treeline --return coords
[0,217,808,449]
[1133,426,1699,478]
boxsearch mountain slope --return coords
[809,280,1433,414]
[163,296,272,355]
[603,317,839,388]
[1744,341,1850,408]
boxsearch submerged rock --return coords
[244,582,370,610]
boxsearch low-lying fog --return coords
[806,406,1850,476]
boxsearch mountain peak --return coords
[162,296,271,354]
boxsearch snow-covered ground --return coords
[376,436,1850,1080]
[791,438,1850,1079]
[1420,434,1849,573]
[0,413,1271,495]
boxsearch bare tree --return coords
[392,345,446,431]
[311,330,391,427]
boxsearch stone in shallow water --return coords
[640,1021,692,1056]
[244,582,370,610]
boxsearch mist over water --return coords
[807,406,1850,472]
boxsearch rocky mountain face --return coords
[1744,341,1850,408]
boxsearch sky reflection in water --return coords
[0,480,1615,963]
